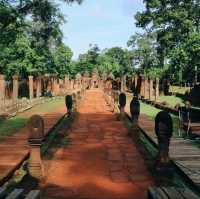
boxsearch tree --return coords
[169,32,200,83]
[0,0,83,77]
[135,0,200,67]
[53,43,73,78]
[74,44,100,75]
[127,32,158,70]
[104,47,132,75]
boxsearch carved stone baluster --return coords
[27,115,44,180]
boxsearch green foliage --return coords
[128,32,158,70]
[73,45,133,77]
[169,32,200,83]
[0,0,82,77]
[53,43,73,78]
[104,47,132,75]
[132,0,200,83]
[72,44,100,76]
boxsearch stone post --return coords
[130,96,140,124]
[0,75,5,111]
[140,75,145,98]
[36,77,41,98]
[72,92,77,111]
[144,77,149,99]
[123,75,127,91]
[0,74,5,101]
[27,115,44,180]
[71,79,74,90]
[120,76,124,92]
[149,78,153,101]
[54,77,58,96]
[12,75,19,101]
[28,76,34,100]
[119,93,126,117]
[134,75,138,89]
[155,78,159,102]
[64,75,69,90]
[52,76,58,96]
[155,111,173,169]
[65,95,73,115]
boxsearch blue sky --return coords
[59,0,145,59]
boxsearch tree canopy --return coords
[0,0,82,78]
[131,0,200,83]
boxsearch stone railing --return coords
[0,96,64,118]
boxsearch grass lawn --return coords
[0,97,65,141]
[157,95,184,107]
[170,86,190,94]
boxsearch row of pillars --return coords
[0,74,19,102]
[133,75,159,101]
[0,74,85,104]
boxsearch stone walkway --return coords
[0,104,66,186]
[43,89,154,199]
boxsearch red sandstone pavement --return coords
[43,89,154,199]
[0,104,66,186]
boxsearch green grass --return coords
[18,97,65,116]
[0,117,28,140]
[140,102,180,137]
[158,95,184,107]
[140,102,160,119]
[0,97,65,140]
[170,86,190,94]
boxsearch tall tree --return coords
[0,0,82,77]
[127,32,158,70]
[135,0,200,67]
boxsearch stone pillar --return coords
[65,95,73,115]
[123,75,127,91]
[12,75,19,101]
[149,78,153,101]
[141,75,145,98]
[119,93,126,117]
[120,76,124,92]
[27,115,44,180]
[71,79,74,90]
[155,111,173,169]
[130,96,140,124]
[52,77,58,96]
[72,92,77,111]
[28,76,34,100]
[0,75,5,101]
[64,75,69,90]
[144,77,149,99]
[155,78,159,102]
[134,75,138,89]
[120,75,126,92]
[0,75,5,110]
[36,77,41,98]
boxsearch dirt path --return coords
[43,89,154,199]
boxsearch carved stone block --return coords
[155,111,173,168]
[130,97,140,123]
[65,95,73,115]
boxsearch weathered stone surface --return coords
[27,115,44,142]
[65,95,73,114]
[28,76,33,99]
[130,97,140,123]
[155,111,173,167]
